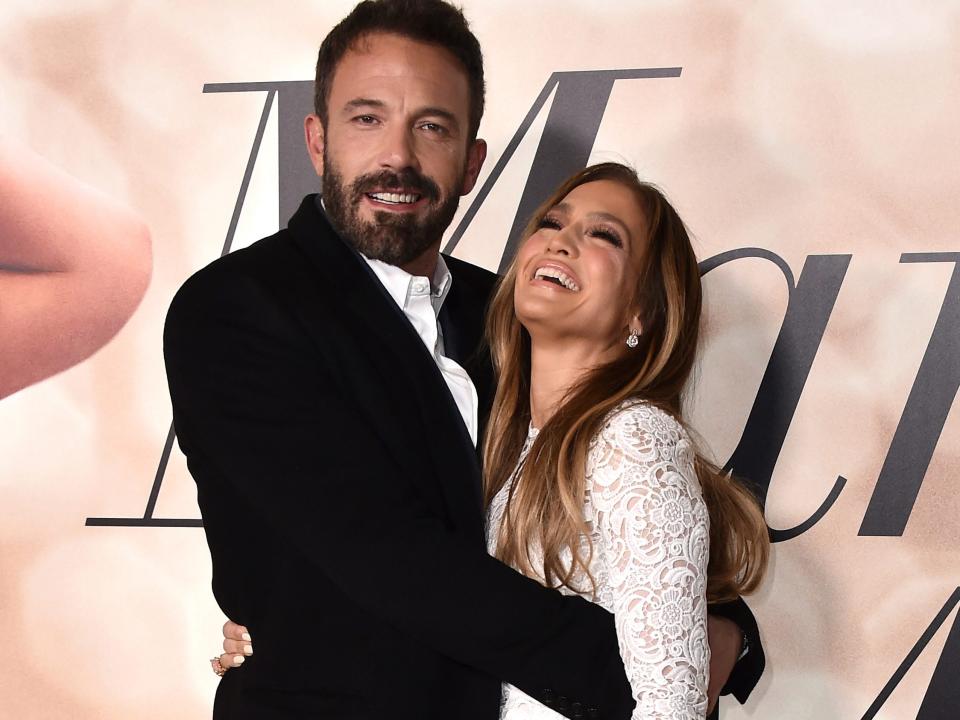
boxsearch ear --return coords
[304,114,325,177]
[459,138,487,196]
[627,309,643,336]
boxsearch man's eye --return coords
[354,115,378,125]
[419,122,446,134]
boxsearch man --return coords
[165,1,763,717]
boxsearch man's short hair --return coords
[315,0,485,140]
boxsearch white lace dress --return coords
[486,401,710,720]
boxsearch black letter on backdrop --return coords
[860,587,960,720]
[700,249,851,542]
[859,253,960,536]
[86,83,278,527]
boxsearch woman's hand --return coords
[217,620,253,672]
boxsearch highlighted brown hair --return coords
[482,163,769,602]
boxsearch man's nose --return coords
[377,124,420,173]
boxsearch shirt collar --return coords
[363,254,452,316]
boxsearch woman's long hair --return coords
[482,162,768,602]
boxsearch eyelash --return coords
[592,228,623,247]
[537,216,623,248]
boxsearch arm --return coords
[708,597,764,703]
[164,269,634,720]
[588,404,710,720]
[0,139,151,398]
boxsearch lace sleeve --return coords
[586,403,710,720]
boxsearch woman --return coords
[218,163,768,718]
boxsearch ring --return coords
[211,656,227,677]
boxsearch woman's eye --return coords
[591,228,623,247]
[538,216,562,230]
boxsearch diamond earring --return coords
[626,330,640,348]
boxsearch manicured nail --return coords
[244,644,253,655]
[241,632,252,642]
[233,655,245,666]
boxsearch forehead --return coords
[329,32,470,114]
[558,180,647,235]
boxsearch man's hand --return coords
[707,615,744,713]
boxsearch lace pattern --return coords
[486,401,710,719]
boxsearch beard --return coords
[321,151,463,268]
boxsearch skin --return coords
[707,615,744,713]
[304,32,486,279]
[220,34,742,715]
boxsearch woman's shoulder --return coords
[596,398,689,449]
[588,399,698,488]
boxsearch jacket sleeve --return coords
[163,269,635,720]
[707,597,765,703]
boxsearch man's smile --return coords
[366,191,422,204]
[363,190,428,212]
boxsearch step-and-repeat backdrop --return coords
[2,1,957,717]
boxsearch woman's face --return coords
[513,179,647,350]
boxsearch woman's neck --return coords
[528,336,618,428]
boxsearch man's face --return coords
[305,33,486,272]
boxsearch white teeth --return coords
[369,192,420,204]
[534,266,579,292]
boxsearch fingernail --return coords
[233,655,245,666]
[241,632,252,642]
[244,644,253,655]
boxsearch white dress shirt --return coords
[361,253,479,447]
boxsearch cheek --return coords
[589,253,631,297]
[424,149,467,191]
[589,256,635,328]
[514,236,543,269]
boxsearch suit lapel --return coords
[283,196,485,533]
[438,262,495,461]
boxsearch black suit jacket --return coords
[165,195,635,719]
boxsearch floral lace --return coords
[486,401,710,719]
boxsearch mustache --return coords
[350,168,441,202]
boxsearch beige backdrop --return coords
[2,1,958,718]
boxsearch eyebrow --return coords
[344,98,387,111]
[551,202,633,244]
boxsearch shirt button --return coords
[413,280,428,293]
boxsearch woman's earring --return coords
[626,329,640,348]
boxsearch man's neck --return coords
[399,242,442,279]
